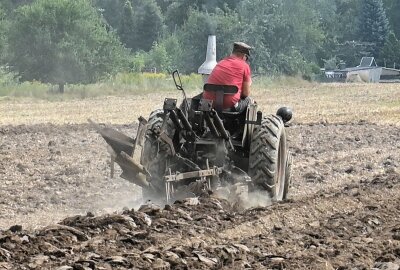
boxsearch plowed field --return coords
[0,83,399,269]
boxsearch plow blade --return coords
[88,119,134,156]
[88,119,152,189]
[116,152,151,188]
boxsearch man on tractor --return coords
[203,42,253,113]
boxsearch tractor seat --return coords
[203,84,240,114]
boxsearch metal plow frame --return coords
[88,117,149,184]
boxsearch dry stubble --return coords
[0,83,399,126]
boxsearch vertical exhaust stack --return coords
[198,35,217,83]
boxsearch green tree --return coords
[8,0,129,92]
[380,32,400,67]
[280,0,324,62]
[177,10,213,72]
[238,0,324,75]
[213,8,244,58]
[177,9,243,73]
[119,0,136,49]
[164,2,188,31]
[334,41,375,67]
[360,0,390,57]
[159,33,183,71]
[130,51,146,72]
[129,37,178,72]
[0,1,12,12]
[383,0,400,38]
[314,0,362,66]
[132,0,164,51]
[164,0,240,32]
[335,0,362,42]
[0,4,8,63]
[1,0,34,11]
[94,0,124,31]
[145,42,171,72]
[155,0,170,13]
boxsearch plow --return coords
[90,70,293,204]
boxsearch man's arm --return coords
[242,81,251,97]
[242,62,252,97]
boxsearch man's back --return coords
[203,55,251,109]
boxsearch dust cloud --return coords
[212,181,273,210]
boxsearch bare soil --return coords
[0,120,399,269]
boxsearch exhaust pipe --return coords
[198,35,217,83]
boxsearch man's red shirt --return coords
[203,55,252,109]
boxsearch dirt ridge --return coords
[0,172,399,269]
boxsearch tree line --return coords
[0,0,399,89]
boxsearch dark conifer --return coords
[360,0,390,57]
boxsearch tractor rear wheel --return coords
[140,109,175,199]
[249,115,291,201]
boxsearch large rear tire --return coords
[248,115,291,201]
[140,109,174,199]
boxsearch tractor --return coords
[90,70,293,204]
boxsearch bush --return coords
[0,66,18,87]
